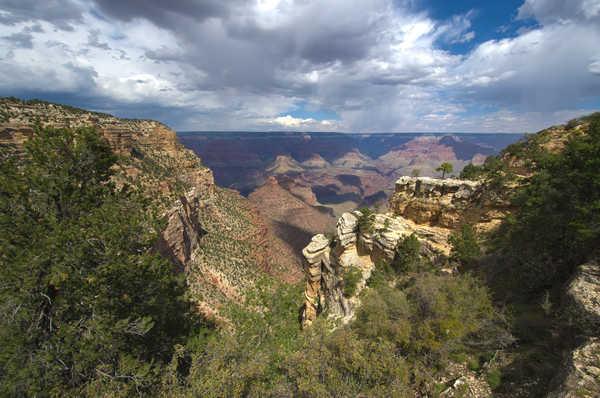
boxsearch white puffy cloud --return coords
[0,0,598,133]
[517,0,600,24]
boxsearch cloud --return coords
[517,0,600,25]
[2,30,33,48]
[0,0,84,30]
[272,115,315,128]
[453,15,600,112]
[92,0,237,26]
[87,29,110,50]
[0,0,598,133]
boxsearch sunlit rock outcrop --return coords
[301,209,447,327]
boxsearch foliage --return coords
[459,163,485,180]
[0,125,198,396]
[448,224,482,267]
[341,266,363,297]
[493,113,600,291]
[486,369,502,390]
[357,206,375,234]
[411,168,421,177]
[393,233,422,273]
[156,271,503,397]
[435,162,453,179]
[460,155,516,190]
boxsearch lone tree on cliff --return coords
[436,162,454,179]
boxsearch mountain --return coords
[248,176,336,256]
[0,97,301,319]
[332,148,377,170]
[265,154,304,174]
[301,153,331,169]
[178,131,522,220]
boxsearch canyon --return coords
[3,97,598,397]
[0,97,302,318]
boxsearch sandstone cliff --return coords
[301,209,449,328]
[389,176,511,232]
[0,97,296,318]
[301,175,511,328]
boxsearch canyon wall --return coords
[0,98,299,318]
[301,175,510,328]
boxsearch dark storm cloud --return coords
[0,0,84,30]
[92,0,244,26]
[2,31,33,49]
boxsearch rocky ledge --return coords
[389,176,510,231]
[548,260,600,397]
[301,210,447,328]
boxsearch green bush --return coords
[394,233,422,272]
[467,357,481,371]
[0,125,198,396]
[460,163,485,180]
[357,207,376,234]
[487,369,502,390]
[448,224,481,267]
[342,266,363,297]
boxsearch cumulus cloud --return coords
[517,0,600,25]
[0,0,598,132]
[0,0,84,31]
[454,2,600,113]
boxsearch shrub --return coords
[357,207,375,234]
[448,224,481,267]
[487,369,502,390]
[406,273,496,355]
[394,233,422,272]
[342,266,363,297]
[460,163,485,180]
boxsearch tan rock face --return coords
[157,189,207,272]
[547,338,600,398]
[565,261,600,330]
[389,176,480,228]
[301,210,449,326]
[389,176,510,233]
[301,234,330,328]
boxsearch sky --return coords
[0,0,599,133]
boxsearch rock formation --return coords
[547,338,600,398]
[389,176,510,232]
[389,176,480,228]
[301,175,512,327]
[0,97,298,318]
[248,175,336,273]
[300,208,449,328]
[548,260,600,397]
[301,153,331,169]
[266,154,304,174]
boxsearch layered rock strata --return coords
[390,176,480,228]
[301,175,511,327]
[389,176,510,231]
[301,210,445,328]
